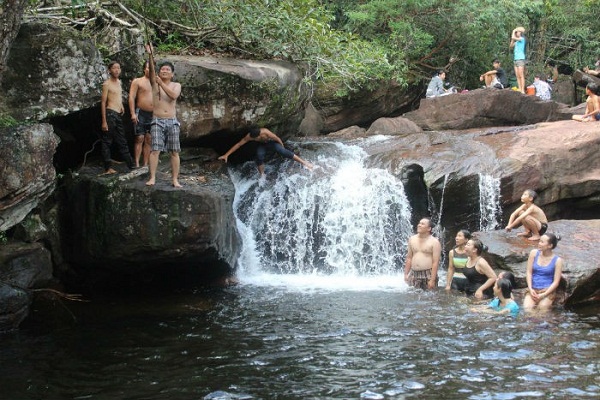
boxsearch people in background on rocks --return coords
[445,229,472,292]
[219,127,313,176]
[582,56,600,77]
[479,59,508,89]
[145,45,183,188]
[532,75,552,100]
[426,70,454,98]
[509,27,527,93]
[523,233,564,312]
[129,60,154,168]
[463,238,497,299]
[100,61,135,175]
[404,218,442,290]
[471,278,519,316]
[505,189,548,241]
[572,82,600,122]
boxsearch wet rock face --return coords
[0,123,59,231]
[58,150,240,288]
[1,22,106,121]
[0,242,53,332]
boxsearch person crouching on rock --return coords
[572,83,600,122]
[505,189,549,241]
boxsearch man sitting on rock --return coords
[505,189,549,241]
[479,59,508,89]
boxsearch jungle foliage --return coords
[24,0,600,93]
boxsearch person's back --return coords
[533,76,552,100]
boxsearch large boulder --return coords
[58,149,240,287]
[166,55,309,141]
[0,123,59,231]
[475,220,600,308]
[403,88,572,131]
[0,242,53,332]
[313,81,421,134]
[0,22,106,121]
[362,120,600,234]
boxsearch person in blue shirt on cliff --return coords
[510,26,527,93]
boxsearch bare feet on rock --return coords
[99,168,117,176]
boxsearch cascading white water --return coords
[478,173,502,231]
[230,139,414,288]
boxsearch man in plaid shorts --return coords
[145,45,182,188]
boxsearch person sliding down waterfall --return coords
[218,127,313,176]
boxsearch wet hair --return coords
[458,229,472,240]
[586,82,599,95]
[159,61,175,73]
[469,238,488,255]
[142,60,150,72]
[421,217,435,230]
[107,61,120,69]
[498,271,516,289]
[524,189,538,202]
[496,278,513,299]
[544,232,561,249]
[493,59,500,64]
[249,127,261,138]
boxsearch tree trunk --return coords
[0,0,28,84]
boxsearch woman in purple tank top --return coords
[524,233,564,311]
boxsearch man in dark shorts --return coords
[218,127,313,176]
[129,61,154,167]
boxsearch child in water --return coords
[471,278,519,317]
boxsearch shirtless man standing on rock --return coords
[145,45,183,187]
[129,61,153,167]
[404,218,442,290]
[505,189,549,241]
[100,61,135,175]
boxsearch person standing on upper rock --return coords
[129,60,154,168]
[509,26,527,93]
[100,61,136,175]
[404,218,441,290]
[145,44,183,188]
[505,189,548,241]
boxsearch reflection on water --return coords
[1,285,598,399]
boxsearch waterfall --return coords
[478,173,502,231]
[230,139,414,284]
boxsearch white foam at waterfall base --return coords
[230,140,413,291]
